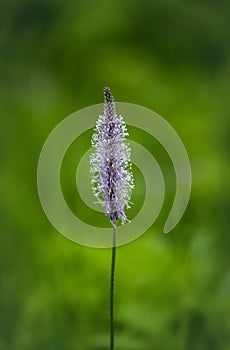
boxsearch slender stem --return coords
[110,225,116,350]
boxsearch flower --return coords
[90,87,134,226]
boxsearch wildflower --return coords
[90,87,134,226]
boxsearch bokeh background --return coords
[1,0,230,349]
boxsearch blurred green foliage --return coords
[1,0,230,349]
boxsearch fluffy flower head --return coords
[90,87,134,225]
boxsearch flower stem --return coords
[110,224,116,350]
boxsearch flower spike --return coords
[90,87,134,225]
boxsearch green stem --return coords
[110,225,116,350]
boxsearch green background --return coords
[1,0,230,349]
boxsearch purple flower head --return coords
[90,87,134,226]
